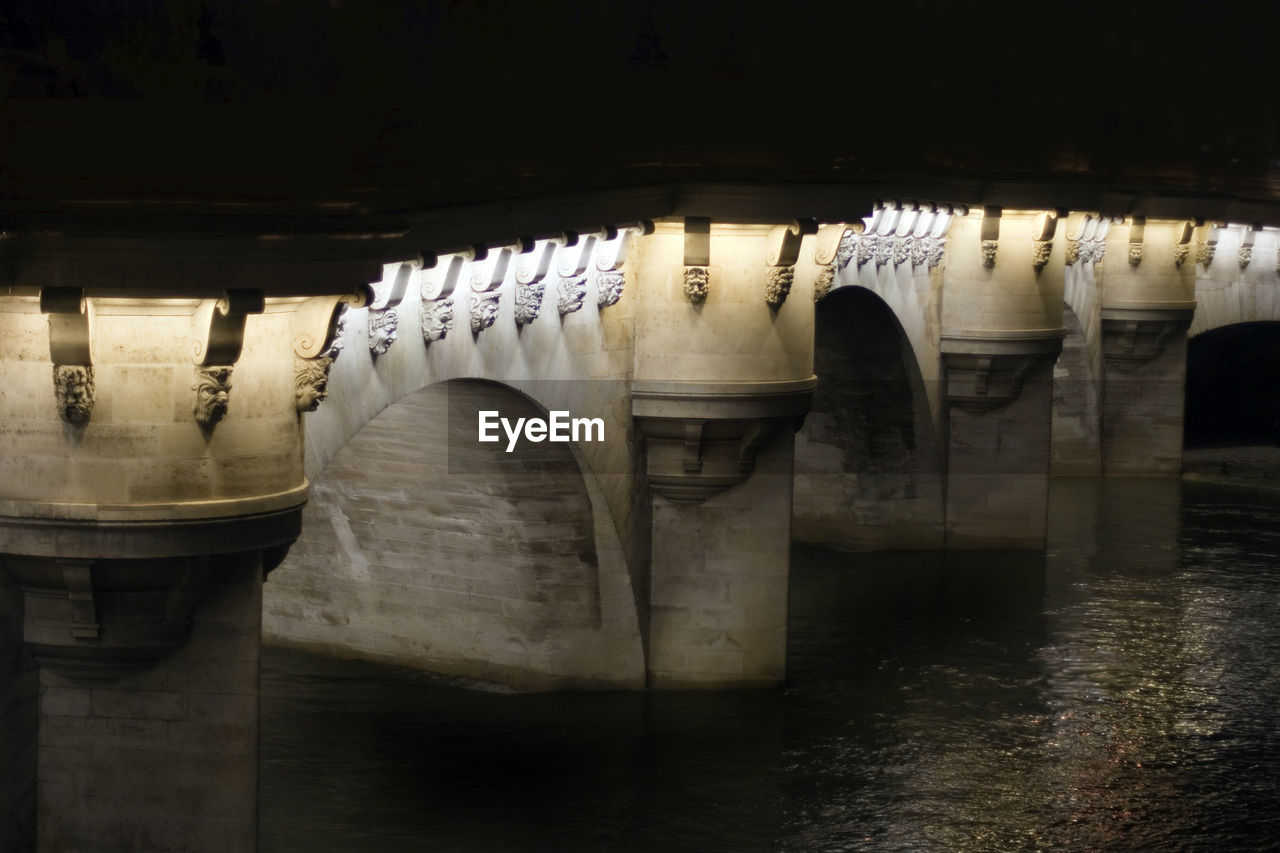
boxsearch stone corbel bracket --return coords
[1237,224,1259,270]
[421,248,478,340]
[367,260,419,355]
[683,216,711,303]
[1196,222,1220,267]
[632,377,816,502]
[811,222,855,301]
[980,206,1001,268]
[1127,216,1145,267]
[40,286,96,427]
[191,289,265,428]
[1100,303,1196,369]
[290,284,373,413]
[764,219,817,308]
[471,244,515,334]
[514,237,555,325]
[941,330,1064,414]
[1032,210,1058,273]
[1173,220,1194,268]
[595,220,653,309]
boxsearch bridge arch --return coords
[794,285,946,549]
[1185,321,1280,448]
[263,377,646,689]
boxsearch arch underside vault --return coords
[264,380,645,690]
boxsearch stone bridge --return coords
[4,190,1280,849]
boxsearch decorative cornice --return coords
[514,281,544,325]
[470,290,500,333]
[367,306,398,355]
[596,270,625,309]
[54,364,94,427]
[294,356,332,413]
[421,295,454,341]
[683,266,709,303]
[559,275,587,316]
[192,365,232,428]
[765,265,794,308]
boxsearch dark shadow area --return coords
[1185,323,1280,447]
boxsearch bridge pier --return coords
[941,210,1065,548]
[0,233,376,851]
[631,222,816,687]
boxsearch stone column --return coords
[1098,219,1196,475]
[631,220,816,687]
[941,209,1064,548]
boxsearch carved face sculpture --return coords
[54,364,94,427]
[558,276,587,316]
[368,308,399,355]
[193,366,233,427]
[471,292,500,333]
[294,357,332,413]
[421,298,454,342]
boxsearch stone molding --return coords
[1100,303,1195,369]
[632,377,816,502]
[941,330,1064,413]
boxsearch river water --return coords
[260,477,1280,852]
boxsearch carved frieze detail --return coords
[1174,243,1190,268]
[765,266,794,308]
[470,291,501,333]
[514,281,545,326]
[1032,241,1053,273]
[596,270,626,309]
[559,275,588,315]
[294,356,332,413]
[368,307,398,356]
[682,266,709,303]
[1238,245,1252,270]
[53,364,94,427]
[813,265,835,301]
[192,365,233,428]
[980,239,998,268]
[421,296,454,342]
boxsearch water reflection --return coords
[262,479,1280,851]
